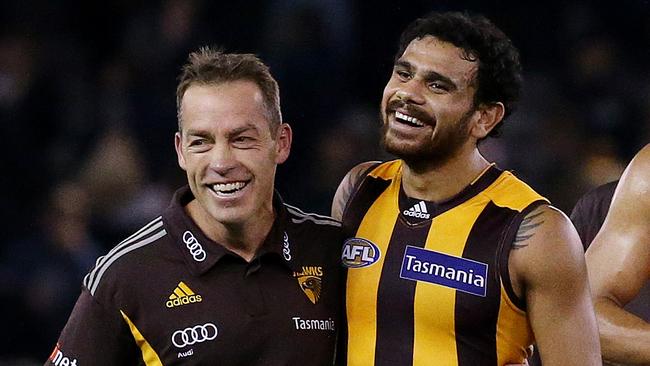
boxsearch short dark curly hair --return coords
[396,12,522,137]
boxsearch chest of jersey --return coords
[119,256,340,365]
[342,163,543,366]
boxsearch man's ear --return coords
[275,123,292,164]
[470,102,505,139]
[174,132,187,170]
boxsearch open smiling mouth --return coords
[208,181,249,197]
[395,111,425,127]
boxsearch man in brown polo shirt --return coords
[45,47,342,365]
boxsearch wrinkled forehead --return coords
[178,80,272,128]
[179,81,272,130]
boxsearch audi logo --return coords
[282,232,291,261]
[171,322,218,348]
[183,231,207,262]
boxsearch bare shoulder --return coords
[587,144,650,262]
[510,204,585,288]
[630,143,650,171]
[610,144,650,214]
[331,161,381,220]
[586,145,650,300]
[512,204,579,252]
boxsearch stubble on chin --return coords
[380,111,473,170]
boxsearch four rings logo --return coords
[183,231,206,262]
[171,322,218,348]
[282,232,291,261]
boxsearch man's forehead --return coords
[183,80,265,101]
[180,81,267,116]
[399,36,478,85]
[179,81,272,132]
[185,122,261,135]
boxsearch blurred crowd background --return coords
[1,0,649,363]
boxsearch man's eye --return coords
[188,139,206,147]
[428,82,448,91]
[396,70,411,80]
[234,136,253,143]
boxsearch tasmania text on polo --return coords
[45,186,343,365]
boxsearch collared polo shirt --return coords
[46,186,343,366]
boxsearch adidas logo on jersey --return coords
[166,281,202,308]
[403,201,430,219]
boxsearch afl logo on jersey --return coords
[342,238,381,268]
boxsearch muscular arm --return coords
[510,205,601,365]
[586,144,650,364]
[331,161,380,220]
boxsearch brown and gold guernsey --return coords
[340,160,549,366]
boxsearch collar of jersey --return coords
[163,185,297,276]
[398,164,502,221]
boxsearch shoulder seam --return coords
[341,161,384,219]
[484,171,549,212]
[83,216,167,296]
[284,204,342,227]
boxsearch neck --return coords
[401,147,491,202]
[186,200,275,262]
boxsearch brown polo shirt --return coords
[45,186,343,366]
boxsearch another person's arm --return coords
[586,145,650,364]
[331,161,379,220]
[510,205,601,365]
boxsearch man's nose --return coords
[395,81,425,105]
[208,142,237,176]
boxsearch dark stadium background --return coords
[1,0,649,363]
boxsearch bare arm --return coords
[510,205,601,365]
[331,161,380,220]
[586,144,650,364]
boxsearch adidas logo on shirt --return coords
[403,201,431,219]
[166,281,203,308]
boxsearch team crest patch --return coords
[293,266,323,304]
[400,245,488,297]
[341,238,381,268]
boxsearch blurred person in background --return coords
[0,181,101,360]
[332,12,600,365]
[0,34,63,244]
[45,47,343,365]
[585,145,650,364]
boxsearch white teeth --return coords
[212,181,247,194]
[395,111,424,127]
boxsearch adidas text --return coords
[403,210,430,219]
[166,294,202,308]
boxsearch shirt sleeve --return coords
[570,181,617,250]
[570,194,596,251]
[44,287,139,366]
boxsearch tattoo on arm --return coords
[513,209,545,249]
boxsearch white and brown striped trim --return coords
[284,204,341,227]
[83,216,167,296]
